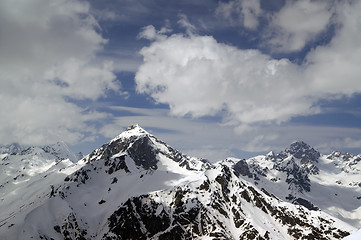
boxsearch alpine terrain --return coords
[0,125,359,239]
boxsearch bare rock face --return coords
[233,159,253,178]
[127,136,158,170]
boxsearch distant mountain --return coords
[0,125,359,239]
[0,143,24,155]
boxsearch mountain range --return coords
[0,125,360,239]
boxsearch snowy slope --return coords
[344,228,361,240]
[0,142,84,232]
[228,141,361,228]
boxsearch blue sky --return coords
[1,0,361,160]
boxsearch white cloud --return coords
[135,0,361,153]
[92,8,119,21]
[44,59,118,100]
[178,14,197,35]
[89,0,149,23]
[216,0,262,30]
[137,25,171,41]
[317,137,361,153]
[267,0,333,52]
[305,1,361,97]
[0,0,119,146]
[0,91,109,145]
[244,124,361,155]
[136,27,317,126]
[216,0,335,53]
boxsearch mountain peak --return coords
[126,123,142,130]
[285,141,320,163]
[110,124,150,143]
[288,141,312,151]
[126,124,148,133]
[84,124,209,174]
[265,151,276,160]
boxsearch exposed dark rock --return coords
[293,198,319,211]
[199,179,210,191]
[56,212,87,240]
[274,158,311,193]
[233,159,253,178]
[111,177,118,184]
[105,155,129,174]
[127,136,158,170]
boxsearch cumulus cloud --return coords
[216,0,262,30]
[267,0,333,52]
[135,28,317,126]
[135,1,361,141]
[305,1,361,97]
[137,25,167,41]
[0,0,119,145]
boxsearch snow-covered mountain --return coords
[0,125,359,239]
[227,141,361,228]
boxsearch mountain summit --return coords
[284,141,320,164]
[0,126,359,239]
[82,124,210,172]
